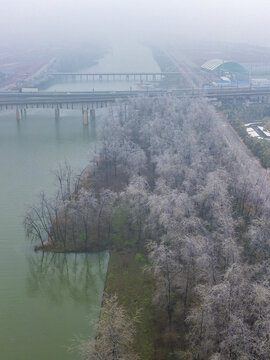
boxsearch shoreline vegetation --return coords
[25,96,270,360]
[221,100,270,168]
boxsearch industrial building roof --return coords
[201,59,246,73]
[201,59,227,71]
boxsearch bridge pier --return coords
[55,106,60,120]
[90,109,96,124]
[20,108,27,119]
[16,107,21,121]
[83,105,88,125]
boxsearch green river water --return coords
[0,110,109,360]
[0,41,160,360]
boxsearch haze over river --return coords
[0,41,160,360]
[47,40,160,92]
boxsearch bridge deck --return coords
[49,72,181,76]
[0,87,269,108]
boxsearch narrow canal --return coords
[0,41,160,360]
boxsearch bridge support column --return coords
[55,106,60,120]
[20,108,26,119]
[83,105,88,125]
[16,107,21,121]
[90,109,96,124]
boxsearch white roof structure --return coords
[201,59,227,71]
[258,126,270,137]
[220,76,230,82]
[246,127,262,139]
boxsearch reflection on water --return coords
[27,252,109,306]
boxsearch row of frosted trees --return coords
[25,96,270,359]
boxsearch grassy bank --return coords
[220,101,270,168]
[104,250,159,360]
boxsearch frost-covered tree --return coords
[79,294,139,360]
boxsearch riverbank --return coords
[24,95,270,360]
[104,250,158,360]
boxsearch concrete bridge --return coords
[0,90,157,124]
[49,72,181,82]
[1,86,270,124]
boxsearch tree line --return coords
[25,96,270,359]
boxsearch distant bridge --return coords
[48,72,181,82]
[1,87,270,124]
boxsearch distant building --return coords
[201,59,246,73]
[251,78,270,87]
[201,59,248,81]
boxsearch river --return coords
[0,41,160,360]
[47,39,160,92]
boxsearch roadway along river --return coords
[0,41,160,360]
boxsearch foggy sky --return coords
[1,0,270,48]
